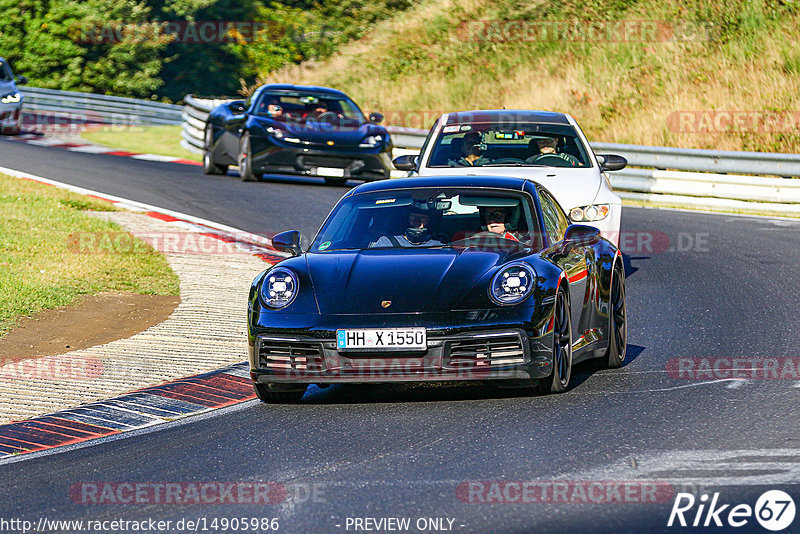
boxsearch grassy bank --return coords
[0,174,180,335]
[80,125,201,162]
[261,0,800,153]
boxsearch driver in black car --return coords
[449,131,491,167]
[302,100,329,120]
[526,137,580,166]
[372,205,443,247]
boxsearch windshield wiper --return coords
[481,163,545,167]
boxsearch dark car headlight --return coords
[260,267,298,309]
[1,92,21,104]
[359,134,383,148]
[489,263,535,305]
[266,126,285,139]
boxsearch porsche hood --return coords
[306,248,511,314]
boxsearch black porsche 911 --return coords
[248,175,627,402]
[203,84,393,185]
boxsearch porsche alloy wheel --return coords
[238,133,257,182]
[203,127,228,175]
[538,287,573,394]
[254,383,307,404]
[604,262,627,368]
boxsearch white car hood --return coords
[417,166,603,208]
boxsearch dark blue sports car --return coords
[203,84,393,185]
[247,175,627,403]
[0,57,27,135]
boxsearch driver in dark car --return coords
[449,131,491,167]
[478,206,521,242]
[303,100,329,120]
[372,205,443,247]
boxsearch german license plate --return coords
[316,167,345,178]
[336,328,426,351]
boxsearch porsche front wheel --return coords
[538,287,573,394]
[254,383,307,403]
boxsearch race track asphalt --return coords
[1,138,799,534]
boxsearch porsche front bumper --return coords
[248,308,555,384]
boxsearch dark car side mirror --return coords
[369,112,384,124]
[596,154,627,172]
[229,101,247,114]
[16,75,28,85]
[563,224,600,250]
[272,230,302,257]
[393,154,418,171]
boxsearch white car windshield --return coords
[427,122,590,168]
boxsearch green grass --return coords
[263,0,800,154]
[80,125,201,162]
[0,174,180,336]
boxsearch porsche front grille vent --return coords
[257,339,323,371]
[447,334,525,367]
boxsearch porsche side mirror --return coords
[393,154,418,171]
[272,230,302,257]
[369,112,384,124]
[563,224,600,250]
[16,75,28,85]
[596,154,627,172]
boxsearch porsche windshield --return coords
[427,122,591,168]
[252,91,366,125]
[312,188,544,252]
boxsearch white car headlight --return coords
[359,135,382,148]
[260,267,298,309]
[489,263,536,305]
[570,204,610,222]
[1,92,21,104]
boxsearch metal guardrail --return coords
[21,86,183,126]
[180,96,800,215]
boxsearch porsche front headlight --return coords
[260,267,298,309]
[569,204,610,222]
[1,92,21,104]
[489,263,535,305]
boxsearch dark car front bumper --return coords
[249,135,392,180]
[248,308,554,385]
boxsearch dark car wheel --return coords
[238,133,258,182]
[604,262,627,368]
[537,287,573,394]
[254,383,308,404]
[202,127,228,175]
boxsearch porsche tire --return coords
[537,287,573,394]
[238,133,258,182]
[254,383,307,403]
[603,262,627,368]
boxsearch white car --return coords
[392,110,626,245]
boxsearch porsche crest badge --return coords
[381,300,392,308]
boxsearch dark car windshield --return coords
[252,91,366,126]
[311,188,544,252]
[0,60,12,82]
[427,122,591,168]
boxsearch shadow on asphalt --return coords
[286,344,647,405]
